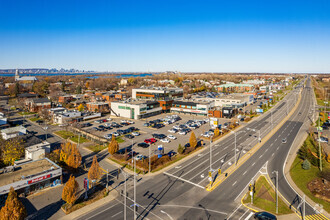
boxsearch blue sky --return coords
[1,0,330,72]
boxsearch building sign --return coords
[28,174,52,184]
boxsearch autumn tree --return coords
[76,85,82,94]
[88,155,102,181]
[177,144,184,154]
[1,138,24,165]
[108,135,119,155]
[62,175,79,205]
[67,144,82,169]
[214,128,220,137]
[189,131,197,149]
[0,187,27,220]
[32,81,49,97]
[60,142,73,164]
[77,104,84,112]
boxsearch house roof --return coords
[32,98,51,103]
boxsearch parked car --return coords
[160,138,170,143]
[125,134,134,139]
[132,132,140,136]
[143,123,150,127]
[128,151,138,158]
[134,155,146,160]
[168,129,178,133]
[102,119,108,122]
[167,135,177,140]
[94,120,102,123]
[127,120,135,124]
[121,120,127,123]
[138,143,149,148]
[104,134,112,140]
[112,132,119,137]
[178,130,187,135]
[144,138,157,144]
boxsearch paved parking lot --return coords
[80,113,234,158]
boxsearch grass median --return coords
[243,176,293,215]
[55,130,89,144]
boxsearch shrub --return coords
[302,159,311,170]
[177,144,185,154]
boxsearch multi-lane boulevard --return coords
[75,77,328,220]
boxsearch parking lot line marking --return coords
[243,170,247,175]
[232,181,237,186]
[163,172,205,189]
[111,211,123,218]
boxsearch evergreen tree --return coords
[0,187,27,220]
[108,135,119,155]
[189,131,197,149]
[62,175,78,205]
[302,159,311,170]
[88,155,102,181]
[76,85,82,94]
[14,82,20,97]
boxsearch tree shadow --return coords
[23,198,64,220]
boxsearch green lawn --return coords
[54,130,75,139]
[29,117,40,122]
[290,157,330,213]
[243,176,293,215]
[18,112,36,116]
[116,137,125,143]
[87,144,107,153]
[70,135,89,144]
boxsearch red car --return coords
[102,119,108,122]
[144,138,157,144]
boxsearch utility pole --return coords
[303,194,306,220]
[273,171,278,214]
[106,168,108,192]
[318,116,322,171]
[234,132,237,165]
[134,157,137,220]
[149,143,151,173]
[123,170,127,220]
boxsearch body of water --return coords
[0,72,154,78]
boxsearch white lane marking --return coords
[259,155,262,159]
[227,204,243,220]
[239,209,250,220]
[243,170,247,175]
[252,162,256,166]
[163,172,205,189]
[215,152,220,156]
[85,203,122,220]
[245,212,254,220]
[277,147,279,150]
[272,153,274,157]
[154,204,228,215]
[275,138,277,141]
[111,211,123,218]
[265,148,268,152]
[233,181,237,186]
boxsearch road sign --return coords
[250,191,253,196]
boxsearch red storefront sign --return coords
[27,174,52,184]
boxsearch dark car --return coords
[117,147,132,154]
[117,130,124,135]
[120,122,128,126]
[128,151,138,157]
[138,143,149,148]
[125,134,134,139]
[254,212,277,220]
[128,127,138,131]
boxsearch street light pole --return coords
[272,171,278,214]
[234,133,237,165]
[209,137,212,171]
[318,116,322,172]
[149,143,151,173]
[134,158,136,220]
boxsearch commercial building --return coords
[110,100,162,119]
[0,158,62,200]
[171,100,214,116]
[58,95,73,104]
[86,102,110,113]
[214,94,254,108]
[53,110,82,125]
[132,87,183,101]
[1,125,27,140]
[132,87,183,112]
[215,83,254,93]
[26,98,51,112]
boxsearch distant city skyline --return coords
[1,0,330,73]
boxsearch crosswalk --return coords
[305,214,329,220]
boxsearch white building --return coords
[214,94,254,108]
[132,87,183,101]
[120,79,128,86]
[0,112,7,125]
[243,79,265,85]
[15,69,37,82]
[1,125,27,140]
[171,100,214,116]
[53,110,81,125]
[110,100,162,119]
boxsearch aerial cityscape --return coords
[0,1,329,220]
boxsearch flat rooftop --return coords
[0,158,59,187]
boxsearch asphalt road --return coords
[73,80,314,220]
